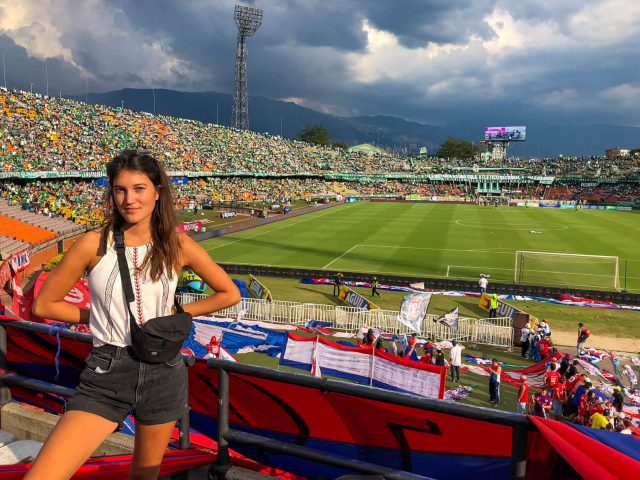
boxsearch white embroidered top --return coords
[88,241,177,347]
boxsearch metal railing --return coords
[206,358,532,480]
[0,319,194,450]
[178,294,515,349]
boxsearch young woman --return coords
[27,150,240,480]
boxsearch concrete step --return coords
[0,439,42,464]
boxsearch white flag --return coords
[397,293,432,332]
[437,306,459,330]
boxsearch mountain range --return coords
[76,88,640,158]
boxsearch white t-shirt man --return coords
[450,344,464,366]
[520,326,531,343]
[479,276,488,291]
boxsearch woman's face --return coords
[112,169,159,226]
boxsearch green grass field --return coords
[199,202,640,292]
[226,275,640,341]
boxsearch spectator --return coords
[434,348,445,366]
[489,359,502,405]
[577,322,591,355]
[532,387,553,418]
[489,294,498,318]
[520,322,531,358]
[552,377,568,419]
[449,340,464,382]
[478,274,488,294]
[516,375,529,415]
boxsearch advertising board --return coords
[484,126,527,141]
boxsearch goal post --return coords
[514,251,620,291]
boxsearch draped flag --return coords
[280,333,445,399]
[437,306,459,330]
[397,293,432,332]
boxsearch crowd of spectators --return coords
[0,179,104,226]
[2,88,640,178]
[0,88,411,175]
[2,175,638,230]
[1,88,639,229]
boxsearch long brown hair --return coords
[102,149,181,280]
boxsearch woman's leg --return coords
[130,421,176,480]
[25,411,118,480]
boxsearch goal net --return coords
[514,251,620,291]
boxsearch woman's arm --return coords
[32,232,99,324]
[179,234,241,317]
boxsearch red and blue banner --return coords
[2,315,639,480]
[280,333,445,399]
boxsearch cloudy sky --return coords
[1,0,639,128]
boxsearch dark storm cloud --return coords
[0,0,639,129]
[355,0,495,47]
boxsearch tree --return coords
[331,141,349,150]
[297,125,330,146]
[436,137,478,159]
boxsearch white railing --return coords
[177,294,514,349]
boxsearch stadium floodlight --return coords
[514,251,620,291]
[232,4,263,130]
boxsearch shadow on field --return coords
[213,236,447,275]
[296,286,340,304]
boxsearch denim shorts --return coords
[67,344,187,425]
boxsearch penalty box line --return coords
[322,244,514,271]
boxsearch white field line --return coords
[204,203,360,252]
[361,244,515,254]
[323,244,358,269]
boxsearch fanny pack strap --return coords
[113,230,141,337]
[113,230,185,335]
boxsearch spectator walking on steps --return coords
[577,322,591,355]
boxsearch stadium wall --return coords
[218,264,640,306]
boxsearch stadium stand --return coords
[0,214,57,257]
[0,88,639,232]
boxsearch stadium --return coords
[0,2,639,480]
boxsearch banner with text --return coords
[248,274,273,302]
[338,285,379,310]
[177,221,203,233]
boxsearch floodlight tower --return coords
[232,4,263,130]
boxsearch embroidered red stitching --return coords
[132,247,144,326]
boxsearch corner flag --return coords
[437,306,459,330]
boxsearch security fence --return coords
[177,294,514,349]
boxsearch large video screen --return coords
[484,126,526,142]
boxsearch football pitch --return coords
[199,202,640,293]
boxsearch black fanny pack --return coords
[114,230,192,364]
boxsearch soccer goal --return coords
[514,251,620,291]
